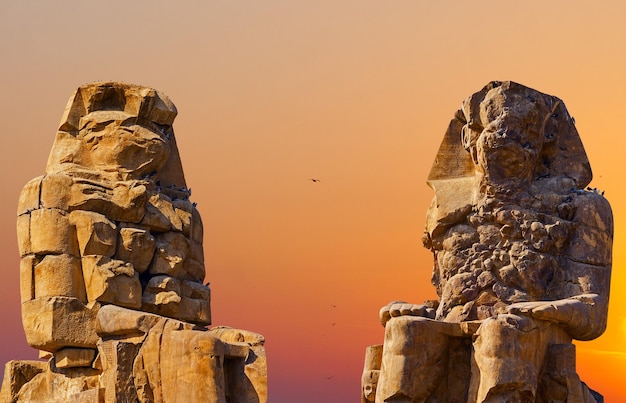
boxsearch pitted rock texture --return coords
[363,81,611,403]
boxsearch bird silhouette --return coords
[309,178,320,182]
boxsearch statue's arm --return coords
[509,192,613,340]
[506,294,604,340]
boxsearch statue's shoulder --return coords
[569,190,613,234]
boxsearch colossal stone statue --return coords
[1,82,267,402]
[362,81,612,402]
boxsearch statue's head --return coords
[46,82,186,186]
[425,81,593,236]
[461,83,549,188]
[460,81,592,194]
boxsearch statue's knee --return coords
[386,316,435,332]
[479,314,534,337]
[384,317,449,357]
[186,331,226,358]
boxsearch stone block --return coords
[19,255,37,302]
[29,208,78,256]
[40,173,73,210]
[16,213,31,257]
[191,206,203,242]
[141,192,181,231]
[34,254,86,302]
[68,181,147,224]
[178,296,212,325]
[54,347,96,368]
[96,304,164,337]
[173,199,193,236]
[69,210,117,256]
[186,239,206,281]
[21,296,99,351]
[17,176,43,216]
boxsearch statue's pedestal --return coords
[2,306,267,403]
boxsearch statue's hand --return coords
[504,294,603,340]
[379,301,436,326]
[505,300,562,321]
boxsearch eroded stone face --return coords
[18,82,210,340]
[2,82,267,403]
[366,81,612,403]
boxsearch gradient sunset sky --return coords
[1,2,625,401]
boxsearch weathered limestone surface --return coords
[363,81,612,402]
[1,82,267,402]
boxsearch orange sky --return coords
[1,2,625,401]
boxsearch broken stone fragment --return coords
[148,231,190,278]
[0,360,48,403]
[115,225,156,273]
[11,360,100,403]
[67,180,148,223]
[142,275,211,325]
[81,255,142,309]
[141,191,182,232]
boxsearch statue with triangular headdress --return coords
[363,81,611,402]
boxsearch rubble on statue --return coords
[1,82,267,403]
[362,81,611,403]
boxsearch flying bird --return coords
[309,178,320,182]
